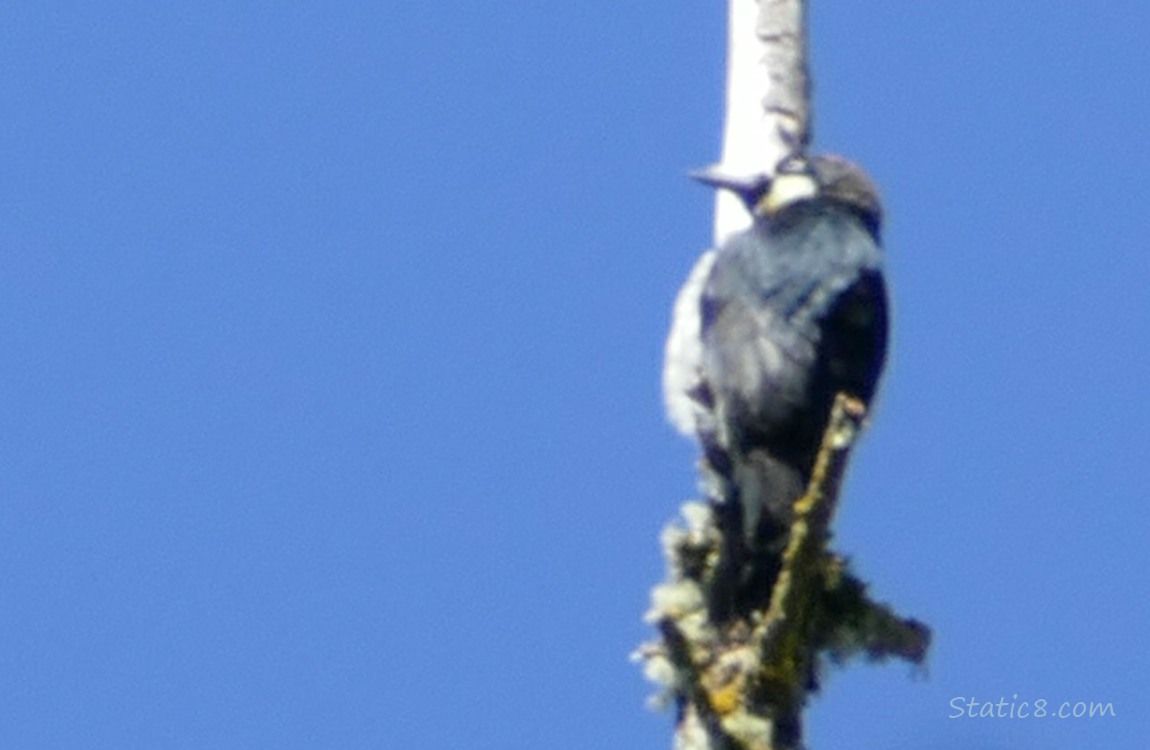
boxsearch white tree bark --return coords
[712,0,809,245]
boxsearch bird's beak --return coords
[689,164,771,205]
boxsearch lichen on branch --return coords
[635,395,931,750]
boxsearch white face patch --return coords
[759,173,818,216]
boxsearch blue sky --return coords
[2,2,1147,748]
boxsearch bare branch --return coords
[712,0,810,244]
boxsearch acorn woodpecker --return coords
[664,155,888,568]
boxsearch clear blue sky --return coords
[2,3,1147,748]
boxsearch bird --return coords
[663,155,889,600]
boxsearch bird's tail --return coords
[700,437,808,615]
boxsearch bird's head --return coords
[691,155,883,237]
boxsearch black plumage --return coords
[683,156,889,602]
